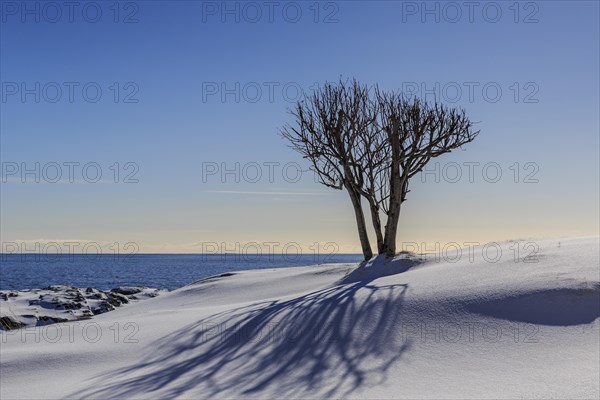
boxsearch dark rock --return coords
[38,316,69,324]
[111,286,144,296]
[106,293,129,307]
[0,316,25,331]
[92,302,115,315]
[2,285,162,330]
[58,301,83,310]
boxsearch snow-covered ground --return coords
[1,237,598,399]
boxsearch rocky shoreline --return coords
[0,285,166,330]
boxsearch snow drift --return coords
[1,237,598,399]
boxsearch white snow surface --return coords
[1,237,598,399]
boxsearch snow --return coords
[1,237,598,399]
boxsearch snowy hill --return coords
[1,237,598,399]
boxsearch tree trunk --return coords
[382,203,401,257]
[367,198,384,254]
[345,184,373,261]
[383,175,407,257]
[383,196,400,257]
[382,123,402,258]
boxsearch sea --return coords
[0,253,363,291]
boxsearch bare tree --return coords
[372,89,480,256]
[281,79,479,260]
[280,80,378,260]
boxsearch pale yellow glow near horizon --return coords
[3,233,598,255]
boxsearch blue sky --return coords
[1,0,598,253]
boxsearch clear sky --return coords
[1,0,598,254]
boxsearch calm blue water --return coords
[0,254,363,290]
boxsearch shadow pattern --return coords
[73,279,410,399]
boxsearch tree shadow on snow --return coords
[73,271,411,399]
